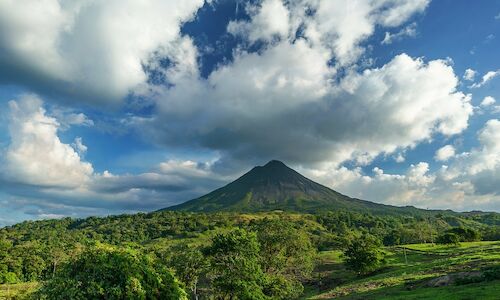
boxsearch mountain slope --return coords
[165,160,443,215]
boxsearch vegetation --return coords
[0,210,498,299]
[343,234,385,275]
[33,245,186,300]
[436,232,460,245]
[307,241,500,299]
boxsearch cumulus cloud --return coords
[227,0,428,65]
[144,51,472,168]
[480,96,496,107]
[228,0,290,43]
[303,162,438,208]
[0,0,204,104]
[0,96,228,217]
[2,0,497,217]
[381,22,417,45]
[2,94,93,188]
[302,119,500,212]
[435,145,456,161]
[470,70,500,88]
[463,68,476,81]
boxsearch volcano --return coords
[165,160,436,215]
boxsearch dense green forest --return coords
[1,210,499,299]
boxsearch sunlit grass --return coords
[306,241,500,300]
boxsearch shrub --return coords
[343,234,385,275]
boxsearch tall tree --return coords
[254,219,315,299]
[204,228,267,300]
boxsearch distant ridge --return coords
[164,160,448,216]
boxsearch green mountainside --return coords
[165,160,452,216]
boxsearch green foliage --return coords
[204,228,267,299]
[436,232,460,245]
[254,219,315,299]
[168,243,207,299]
[343,234,385,275]
[33,246,187,300]
[0,272,19,284]
[0,209,498,298]
[446,227,480,242]
[482,265,500,281]
[311,241,500,299]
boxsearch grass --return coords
[0,282,38,300]
[305,241,500,300]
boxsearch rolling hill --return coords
[164,160,448,216]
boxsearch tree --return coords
[169,243,208,300]
[254,219,315,299]
[34,245,187,300]
[447,227,480,242]
[204,228,267,300]
[436,232,460,245]
[343,234,384,275]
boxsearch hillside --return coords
[166,160,453,216]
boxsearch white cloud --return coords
[303,162,438,208]
[3,94,93,188]
[145,48,472,168]
[3,0,496,216]
[435,145,456,161]
[0,0,205,104]
[72,137,87,156]
[228,0,290,43]
[470,70,500,88]
[463,68,477,81]
[381,22,417,45]
[51,109,94,130]
[395,153,406,163]
[303,123,500,211]
[480,96,496,107]
[227,0,429,65]
[496,12,500,20]
[0,95,229,217]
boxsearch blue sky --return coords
[0,0,499,226]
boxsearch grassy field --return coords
[305,241,500,300]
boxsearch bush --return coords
[343,234,385,275]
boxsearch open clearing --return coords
[305,241,500,300]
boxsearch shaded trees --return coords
[34,245,186,300]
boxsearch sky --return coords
[0,0,499,226]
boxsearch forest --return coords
[1,210,499,299]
